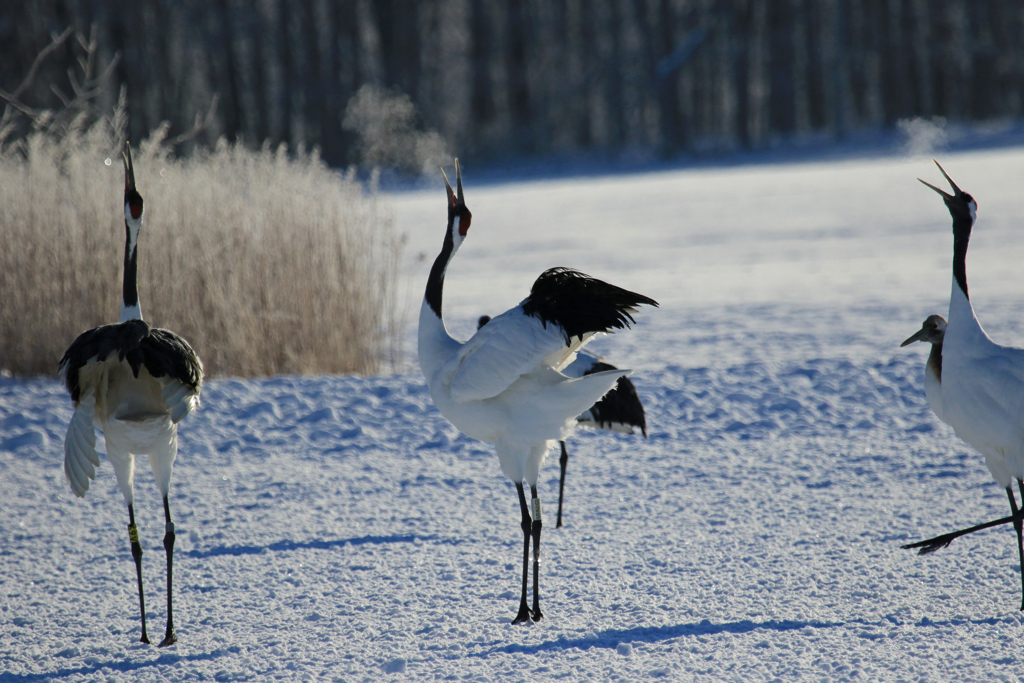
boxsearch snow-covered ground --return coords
[5,147,1024,681]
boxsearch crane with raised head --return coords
[60,142,203,645]
[900,161,1024,609]
[419,161,657,623]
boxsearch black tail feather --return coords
[583,363,647,434]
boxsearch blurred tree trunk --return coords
[215,0,244,141]
[908,0,934,117]
[747,0,770,146]
[790,0,810,135]
[6,0,1024,164]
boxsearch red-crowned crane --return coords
[900,315,1018,552]
[900,161,1024,609]
[901,314,947,423]
[60,142,203,645]
[418,161,657,623]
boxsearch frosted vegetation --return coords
[0,110,402,378]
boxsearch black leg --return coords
[1013,482,1024,612]
[530,485,543,622]
[512,483,532,624]
[902,514,1015,554]
[127,504,151,644]
[158,495,178,647]
[556,442,568,529]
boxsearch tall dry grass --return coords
[0,123,403,378]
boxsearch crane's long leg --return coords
[127,504,151,644]
[1013,482,1024,612]
[158,495,178,647]
[530,485,544,622]
[904,483,1024,587]
[902,514,1014,554]
[512,483,533,624]
[556,442,568,529]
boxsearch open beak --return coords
[900,327,929,347]
[122,141,136,192]
[918,159,963,200]
[455,158,464,204]
[441,158,464,207]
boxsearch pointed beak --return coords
[455,158,464,205]
[900,327,929,347]
[122,141,136,191]
[933,160,964,197]
[441,166,455,206]
[918,159,963,200]
[917,177,951,200]
[441,158,465,207]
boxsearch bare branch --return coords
[7,27,73,103]
[50,84,70,107]
[1,24,121,146]
[0,91,43,118]
[0,120,16,149]
[0,27,74,133]
[67,68,83,97]
[78,26,98,82]
[94,52,121,85]
[172,95,220,146]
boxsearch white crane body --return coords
[473,316,648,527]
[417,161,656,622]
[942,285,1024,488]
[421,302,626,483]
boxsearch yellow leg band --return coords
[128,524,140,544]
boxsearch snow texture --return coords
[6,148,1024,680]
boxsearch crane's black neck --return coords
[425,223,454,319]
[928,340,943,383]
[951,211,973,300]
[953,235,969,300]
[123,225,140,317]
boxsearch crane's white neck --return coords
[418,298,459,380]
[946,278,986,346]
[120,303,142,322]
[418,217,466,378]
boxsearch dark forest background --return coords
[3,0,1024,168]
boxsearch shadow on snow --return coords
[473,614,1024,655]
[11,616,1017,680]
[1,651,223,682]
[186,533,456,559]
[477,618,841,656]
[474,615,1022,657]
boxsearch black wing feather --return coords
[583,361,647,435]
[59,320,203,403]
[59,320,151,402]
[522,267,658,345]
[141,327,204,393]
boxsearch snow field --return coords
[5,147,1024,680]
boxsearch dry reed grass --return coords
[0,122,403,378]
